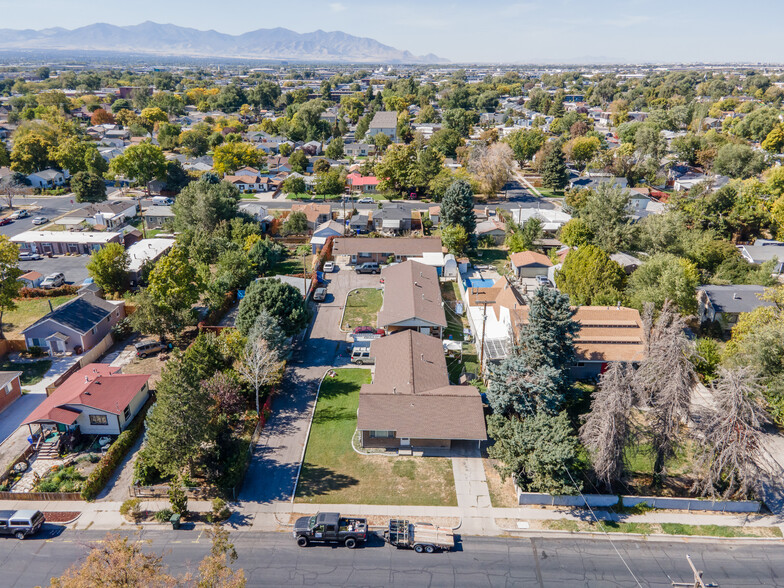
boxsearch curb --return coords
[496,526,784,543]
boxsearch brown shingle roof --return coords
[364,330,450,395]
[291,203,331,224]
[332,237,442,257]
[377,261,447,329]
[510,251,553,268]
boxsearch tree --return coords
[762,124,784,153]
[555,245,626,306]
[109,142,167,195]
[0,173,29,209]
[283,175,306,195]
[487,355,565,418]
[281,211,308,235]
[278,143,293,157]
[213,142,265,175]
[442,108,478,137]
[110,98,133,114]
[469,143,514,196]
[36,66,50,80]
[247,310,288,355]
[567,136,601,168]
[517,287,579,374]
[0,142,8,168]
[441,224,469,255]
[579,362,635,491]
[248,237,286,275]
[156,122,181,151]
[146,246,203,316]
[505,128,546,165]
[236,278,309,337]
[51,137,97,175]
[10,133,54,174]
[86,243,129,294]
[70,171,106,203]
[579,183,636,253]
[540,141,568,191]
[288,150,308,173]
[314,169,343,196]
[558,218,593,247]
[172,174,239,233]
[203,371,245,417]
[428,128,463,158]
[0,237,22,340]
[375,144,416,196]
[237,336,284,414]
[634,302,697,486]
[85,148,109,176]
[487,411,580,495]
[90,108,115,125]
[627,253,700,314]
[140,106,169,131]
[712,143,766,179]
[505,217,542,253]
[325,137,344,159]
[441,180,476,247]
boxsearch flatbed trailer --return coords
[384,519,455,553]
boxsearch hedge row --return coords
[19,285,80,298]
[80,397,154,501]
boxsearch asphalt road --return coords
[2,528,782,587]
[0,195,86,238]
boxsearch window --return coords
[4,384,10,395]
[89,414,108,426]
[369,430,395,439]
[123,406,131,421]
[359,251,371,258]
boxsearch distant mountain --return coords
[0,21,446,64]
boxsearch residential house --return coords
[428,206,441,226]
[346,173,380,194]
[367,111,399,142]
[22,364,150,437]
[63,200,138,229]
[126,238,176,283]
[27,169,66,189]
[238,202,272,231]
[475,218,507,245]
[224,173,269,193]
[12,231,122,255]
[697,285,776,332]
[510,251,553,278]
[569,173,628,191]
[18,271,43,289]
[332,237,443,265]
[610,252,643,274]
[373,204,415,233]
[290,203,332,230]
[302,141,323,156]
[738,241,784,275]
[508,208,572,233]
[310,220,343,253]
[344,142,376,158]
[348,212,371,234]
[22,292,125,355]
[377,261,447,338]
[267,156,292,174]
[141,205,174,229]
[0,372,22,415]
[357,330,486,451]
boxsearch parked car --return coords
[9,210,29,220]
[535,275,552,287]
[358,197,374,203]
[313,287,327,302]
[0,510,45,540]
[40,273,65,289]
[152,196,174,206]
[31,216,48,226]
[0,218,11,226]
[352,326,384,335]
[135,340,166,358]
[293,512,368,548]
[350,346,375,365]
[322,261,335,273]
[18,252,42,261]
[355,262,380,274]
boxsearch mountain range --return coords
[0,21,446,64]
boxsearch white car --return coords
[18,252,43,261]
[357,197,374,203]
[9,210,29,220]
[322,261,335,273]
[31,217,48,226]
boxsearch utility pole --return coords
[477,297,495,377]
[671,555,718,588]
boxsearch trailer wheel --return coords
[345,537,357,549]
[414,544,424,553]
[296,536,308,547]
[425,545,435,554]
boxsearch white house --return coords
[27,169,66,189]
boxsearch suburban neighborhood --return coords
[0,10,783,586]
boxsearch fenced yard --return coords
[340,288,383,330]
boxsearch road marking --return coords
[192,529,204,543]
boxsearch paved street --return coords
[1,528,782,587]
[0,195,86,238]
[238,267,382,504]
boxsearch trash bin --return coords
[170,514,181,530]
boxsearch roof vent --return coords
[84,376,89,383]
[421,353,424,362]
[393,387,396,394]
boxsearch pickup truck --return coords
[384,519,454,553]
[293,512,368,548]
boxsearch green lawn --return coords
[285,193,310,200]
[269,251,314,276]
[240,193,261,200]
[543,519,781,538]
[341,288,383,330]
[470,248,509,274]
[0,359,52,386]
[445,343,479,384]
[295,368,458,506]
[535,188,566,199]
[441,282,465,341]
[4,295,77,336]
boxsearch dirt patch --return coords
[121,355,167,388]
[483,459,519,508]
[285,514,460,528]
[44,511,81,524]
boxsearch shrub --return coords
[80,397,153,500]
[19,285,79,298]
[111,317,133,341]
[120,498,142,521]
[209,497,230,522]
[154,508,173,523]
[168,483,188,517]
[34,465,85,493]
[27,346,46,358]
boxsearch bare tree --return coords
[0,175,29,210]
[236,337,283,415]
[692,366,766,499]
[579,362,635,491]
[634,301,697,487]
[469,142,514,196]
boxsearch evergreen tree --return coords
[541,141,568,191]
[487,360,564,417]
[441,180,477,247]
[517,287,579,374]
[236,278,309,336]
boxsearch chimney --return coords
[421,353,424,362]
[393,387,396,394]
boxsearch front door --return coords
[50,339,65,354]
[400,438,410,447]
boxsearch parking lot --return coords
[18,254,91,285]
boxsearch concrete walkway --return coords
[451,443,494,534]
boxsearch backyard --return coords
[295,368,457,506]
[269,249,314,277]
[0,358,52,386]
[341,288,383,330]
[441,282,480,383]
[469,248,509,274]
[4,295,76,337]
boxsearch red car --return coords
[352,326,384,336]
[0,218,11,226]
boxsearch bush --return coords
[34,465,85,493]
[209,497,231,523]
[120,498,142,521]
[168,483,188,517]
[111,317,133,341]
[19,285,79,298]
[80,397,153,500]
[27,346,46,358]
[154,508,173,523]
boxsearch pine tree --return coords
[487,359,564,417]
[441,179,477,247]
[541,141,568,191]
[517,287,579,374]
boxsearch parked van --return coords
[152,196,174,206]
[135,340,166,358]
[350,345,374,365]
[0,510,45,539]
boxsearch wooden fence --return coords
[0,445,36,488]
[129,485,217,500]
[0,491,82,501]
[0,339,28,358]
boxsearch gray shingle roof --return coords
[698,285,776,315]
[369,111,399,129]
[27,293,117,335]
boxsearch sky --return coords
[1,0,783,64]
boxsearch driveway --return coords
[0,195,86,238]
[17,254,91,285]
[238,267,382,504]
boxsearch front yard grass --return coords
[295,368,458,506]
[0,359,52,386]
[541,519,781,538]
[341,288,383,330]
[4,295,77,336]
